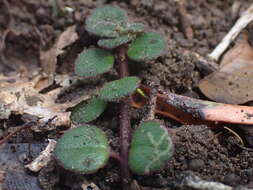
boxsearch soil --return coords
[1,0,253,190]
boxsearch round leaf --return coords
[85,5,127,38]
[98,34,134,49]
[70,98,107,123]
[99,76,140,101]
[129,120,173,175]
[54,125,110,174]
[75,48,114,77]
[127,32,166,62]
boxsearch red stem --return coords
[117,45,132,189]
[118,46,129,77]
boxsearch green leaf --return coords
[127,32,166,62]
[99,76,140,101]
[85,5,127,38]
[54,125,110,174]
[129,120,173,175]
[75,48,114,77]
[122,23,145,34]
[70,98,107,123]
[98,34,134,49]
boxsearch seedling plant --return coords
[54,5,173,189]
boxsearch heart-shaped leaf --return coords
[70,98,107,123]
[85,5,127,38]
[75,48,114,77]
[129,120,173,175]
[99,76,140,101]
[98,34,134,49]
[54,125,110,174]
[127,32,166,62]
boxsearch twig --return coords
[117,45,132,190]
[190,51,219,75]
[175,0,194,40]
[132,85,211,126]
[0,122,35,145]
[165,91,253,125]
[132,85,253,126]
[209,3,253,61]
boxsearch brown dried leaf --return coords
[39,25,78,90]
[56,25,78,56]
[0,74,87,127]
[221,33,253,67]
[199,32,253,104]
[39,48,57,85]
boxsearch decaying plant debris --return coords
[25,139,57,172]
[0,74,90,128]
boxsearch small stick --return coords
[165,91,253,125]
[175,0,194,40]
[132,85,253,126]
[132,85,210,125]
[190,51,219,75]
[0,122,35,145]
[209,3,253,61]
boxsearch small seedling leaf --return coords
[75,48,114,77]
[54,125,110,174]
[127,32,166,62]
[123,23,145,34]
[99,76,140,101]
[129,120,173,175]
[70,98,107,123]
[85,5,127,38]
[98,34,134,49]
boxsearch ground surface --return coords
[1,0,253,190]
